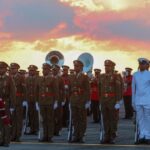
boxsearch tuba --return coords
[45,50,64,66]
[78,52,94,78]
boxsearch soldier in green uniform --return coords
[25,65,39,134]
[113,70,123,137]
[69,60,90,143]
[0,61,16,147]
[52,65,64,136]
[37,63,59,142]
[9,63,26,142]
[99,60,122,144]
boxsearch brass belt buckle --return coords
[105,93,108,98]
[74,92,78,95]
[42,94,45,97]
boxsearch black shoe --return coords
[15,138,21,142]
[93,120,99,123]
[111,133,117,138]
[47,138,53,143]
[0,142,4,146]
[26,132,33,135]
[138,138,146,144]
[27,131,37,135]
[145,139,150,144]
[71,138,79,143]
[100,138,110,144]
[3,143,9,147]
[122,117,128,119]
[11,138,16,142]
[78,138,84,143]
[39,137,47,142]
[54,132,60,136]
[109,138,115,144]
[126,117,132,120]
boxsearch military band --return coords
[0,56,150,147]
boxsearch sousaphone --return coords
[78,52,94,78]
[45,50,64,66]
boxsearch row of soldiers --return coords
[0,59,132,147]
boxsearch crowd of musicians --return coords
[0,57,150,147]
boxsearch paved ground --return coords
[1,105,150,150]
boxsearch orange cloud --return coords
[45,22,68,38]
[72,7,150,51]
[0,32,12,40]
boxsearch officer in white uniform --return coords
[132,58,150,144]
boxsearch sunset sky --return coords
[0,0,150,73]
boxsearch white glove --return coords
[64,85,69,89]
[35,102,40,111]
[22,101,28,107]
[114,103,120,110]
[85,101,91,109]
[61,101,65,106]
[119,99,123,105]
[53,101,58,110]
[10,108,15,113]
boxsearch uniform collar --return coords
[11,73,18,78]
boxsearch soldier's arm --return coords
[115,74,123,103]
[9,76,16,108]
[24,78,28,101]
[35,77,40,103]
[53,77,59,102]
[59,78,64,102]
[131,74,136,108]
[98,75,102,102]
[21,76,26,101]
[118,74,124,100]
[84,74,90,102]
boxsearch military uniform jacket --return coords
[53,75,64,103]
[69,72,90,106]
[99,73,122,103]
[61,74,70,101]
[0,74,16,108]
[37,76,59,106]
[123,75,132,96]
[25,76,38,103]
[90,77,100,101]
[11,73,26,105]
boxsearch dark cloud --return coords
[1,0,80,41]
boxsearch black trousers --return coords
[91,100,100,122]
[123,96,133,118]
[62,100,69,127]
